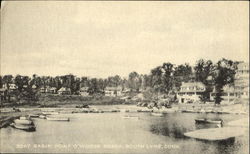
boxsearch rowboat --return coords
[160,109,175,113]
[151,112,164,117]
[14,117,33,125]
[10,123,36,132]
[28,114,40,118]
[42,112,59,115]
[122,115,139,119]
[39,115,46,119]
[195,119,223,124]
[182,109,197,113]
[137,109,152,112]
[46,116,70,121]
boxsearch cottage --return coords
[177,82,206,103]
[79,87,89,96]
[32,85,37,89]
[104,87,122,97]
[40,87,46,93]
[48,87,57,94]
[121,88,130,96]
[58,87,71,95]
[3,83,17,91]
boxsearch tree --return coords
[212,58,238,104]
[194,59,214,102]
[2,75,13,90]
[128,72,140,91]
[173,63,193,90]
[150,66,164,93]
[161,62,174,93]
[88,78,99,95]
[0,76,3,88]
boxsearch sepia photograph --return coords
[0,1,249,153]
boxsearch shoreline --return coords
[1,103,248,129]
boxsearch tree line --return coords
[0,58,239,104]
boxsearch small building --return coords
[3,83,17,91]
[32,85,37,89]
[104,86,122,97]
[40,86,57,94]
[40,87,46,93]
[79,87,89,96]
[48,87,57,94]
[177,82,206,103]
[121,88,130,96]
[58,87,71,95]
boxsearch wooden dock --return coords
[184,127,246,141]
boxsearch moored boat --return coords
[14,117,33,125]
[29,114,40,118]
[39,115,46,119]
[42,112,59,115]
[160,108,175,113]
[46,116,70,121]
[151,112,164,117]
[122,115,139,119]
[195,118,223,124]
[10,123,36,131]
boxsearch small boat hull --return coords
[42,112,59,115]
[14,119,33,125]
[39,115,46,119]
[122,116,139,119]
[151,113,164,117]
[195,119,222,124]
[11,123,36,132]
[46,117,70,121]
[29,114,40,118]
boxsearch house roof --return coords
[80,87,89,91]
[58,87,71,92]
[181,82,205,87]
[180,82,206,92]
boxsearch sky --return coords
[1,1,249,78]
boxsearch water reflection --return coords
[150,122,189,139]
[1,111,248,154]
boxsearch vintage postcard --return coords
[0,1,249,154]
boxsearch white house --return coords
[3,83,17,91]
[177,82,206,103]
[79,87,89,96]
[48,87,57,94]
[104,86,122,97]
[58,87,71,95]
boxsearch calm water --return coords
[1,108,249,153]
